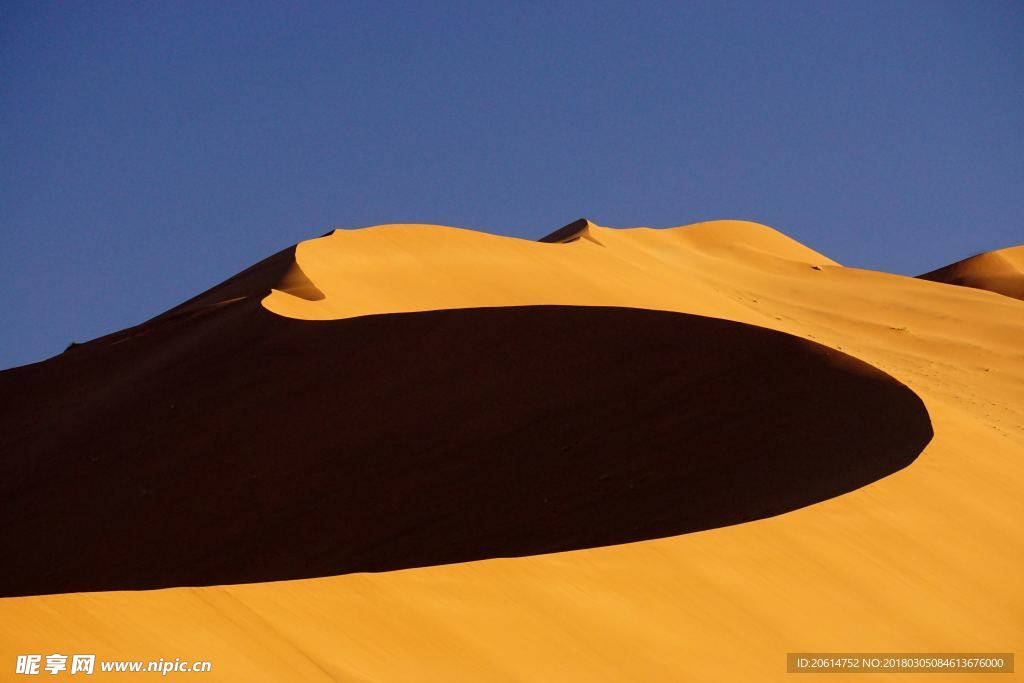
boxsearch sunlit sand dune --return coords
[918,245,1024,302]
[262,219,837,321]
[1,220,1021,681]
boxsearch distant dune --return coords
[918,245,1024,301]
[0,220,1020,681]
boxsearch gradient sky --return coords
[2,1,1022,369]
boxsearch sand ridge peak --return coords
[538,218,599,243]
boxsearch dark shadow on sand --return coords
[0,303,932,596]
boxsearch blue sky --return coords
[2,1,1022,369]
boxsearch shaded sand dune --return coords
[918,245,1024,301]
[1,221,1021,681]
[0,302,930,596]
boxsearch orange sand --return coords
[1,221,1021,681]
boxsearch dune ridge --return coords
[261,220,838,322]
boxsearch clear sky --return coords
[2,1,1022,369]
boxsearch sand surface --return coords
[1,221,1021,681]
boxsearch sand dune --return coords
[1,220,1021,681]
[918,245,1024,301]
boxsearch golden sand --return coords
[2,221,1020,681]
